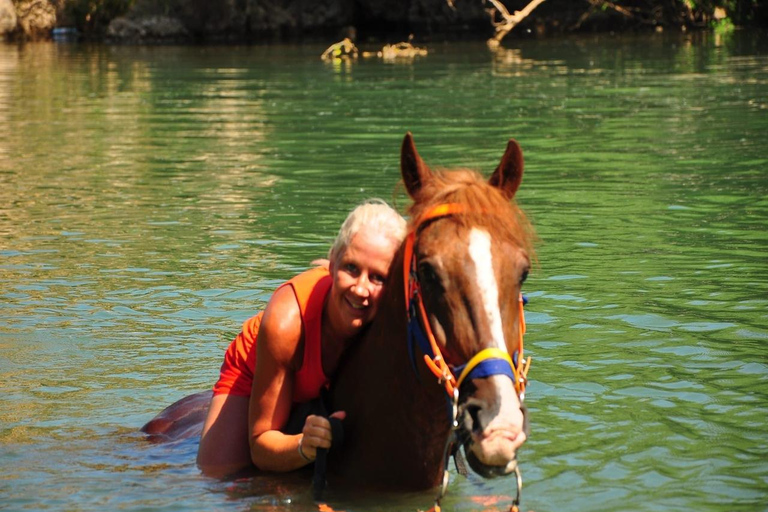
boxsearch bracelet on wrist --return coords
[297,435,312,463]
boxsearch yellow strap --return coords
[405,207,530,399]
[455,347,514,390]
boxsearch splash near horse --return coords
[141,132,534,509]
[322,133,533,509]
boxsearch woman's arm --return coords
[248,285,336,471]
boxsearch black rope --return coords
[312,415,344,501]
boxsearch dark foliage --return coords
[58,0,768,41]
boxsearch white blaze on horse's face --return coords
[398,132,531,480]
[467,228,507,353]
[463,227,525,473]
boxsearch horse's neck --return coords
[329,247,452,488]
[363,248,445,403]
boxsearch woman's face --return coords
[328,230,399,339]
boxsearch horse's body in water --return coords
[142,133,534,493]
[141,390,211,443]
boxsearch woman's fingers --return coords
[300,413,345,456]
[310,258,330,269]
[329,411,346,420]
[301,416,331,455]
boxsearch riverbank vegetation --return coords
[3,0,766,42]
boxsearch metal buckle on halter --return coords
[408,254,420,295]
[432,386,460,511]
[512,464,523,511]
[408,292,418,322]
[407,269,421,327]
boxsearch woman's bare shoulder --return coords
[258,285,303,365]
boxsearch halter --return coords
[403,203,531,401]
[403,202,531,512]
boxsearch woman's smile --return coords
[328,230,399,338]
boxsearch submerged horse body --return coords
[142,133,534,493]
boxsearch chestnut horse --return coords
[142,133,533,505]
[323,133,532,496]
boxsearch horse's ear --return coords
[401,132,431,197]
[489,138,524,200]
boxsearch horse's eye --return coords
[418,262,440,286]
[520,269,529,285]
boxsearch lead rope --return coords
[428,388,459,512]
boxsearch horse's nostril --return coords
[464,404,482,433]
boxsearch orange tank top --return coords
[287,266,332,402]
[213,266,332,403]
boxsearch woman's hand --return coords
[310,258,330,269]
[298,411,346,461]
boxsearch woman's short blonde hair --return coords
[328,200,407,262]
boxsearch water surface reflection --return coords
[1,32,767,512]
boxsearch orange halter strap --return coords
[402,203,531,400]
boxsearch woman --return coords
[197,200,406,477]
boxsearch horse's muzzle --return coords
[457,375,528,478]
[464,448,518,478]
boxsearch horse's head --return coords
[400,132,533,478]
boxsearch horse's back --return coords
[141,390,212,443]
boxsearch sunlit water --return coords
[1,32,766,512]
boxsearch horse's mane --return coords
[407,168,536,258]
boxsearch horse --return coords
[322,133,533,496]
[141,132,534,506]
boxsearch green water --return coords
[1,32,766,512]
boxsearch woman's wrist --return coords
[297,434,312,463]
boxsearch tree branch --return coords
[572,0,659,30]
[485,0,547,47]
[584,0,634,19]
